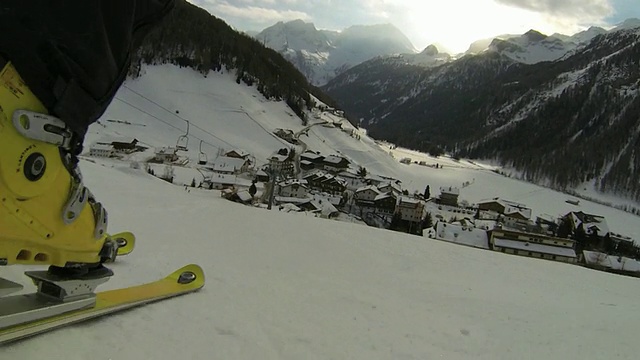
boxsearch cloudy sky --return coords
[188,0,640,53]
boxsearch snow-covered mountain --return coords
[323,21,640,201]
[382,44,452,68]
[466,25,610,63]
[486,30,578,64]
[255,20,417,85]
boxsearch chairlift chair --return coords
[198,140,208,165]
[176,120,190,151]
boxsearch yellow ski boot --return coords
[0,61,114,272]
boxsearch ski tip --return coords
[168,264,205,289]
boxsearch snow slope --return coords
[87,64,639,238]
[4,64,640,359]
[4,155,640,359]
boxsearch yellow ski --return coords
[0,264,204,344]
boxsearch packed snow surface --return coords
[4,65,640,359]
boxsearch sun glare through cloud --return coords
[402,0,585,53]
[189,0,624,54]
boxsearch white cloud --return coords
[214,4,310,22]
[494,0,613,19]
[190,1,310,27]
[188,0,619,54]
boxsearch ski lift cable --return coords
[121,86,235,148]
[113,96,230,151]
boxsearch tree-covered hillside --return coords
[129,0,340,123]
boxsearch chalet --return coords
[337,171,369,191]
[563,211,609,237]
[207,173,237,190]
[323,155,350,173]
[89,144,114,158]
[111,137,139,152]
[303,171,347,195]
[354,185,383,205]
[378,182,402,197]
[211,156,250,175]
[309,198,340,219]
[300,151,325,166]
[374,193,397,214]
[96,136,140,153]
[268,148,295,178]
[300,160,315,171]
[222,188,253,204]
[437,186,459,207]
[154,147,179,163]
[582,250,640,275]
[278,203,302,213]
[254,169,270,183]
[477,198,532,220]
[366,174,387,187]
[489,228,577,264]
[274,129,297,144]
[396,197,426,222]
[278,179,308,198]
[224,149,250,160]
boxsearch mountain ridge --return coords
[254,20,416,85]
[322,24,640,201]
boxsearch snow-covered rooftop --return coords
[211,156,246,172]
[324,155,347,164]
[494,238,577,258]
[90,143,114,151]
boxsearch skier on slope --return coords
[0,1,174,278]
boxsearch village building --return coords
[582,250,640,276]
[97,137,140,154]
[153,147,179,163]
[268,148,295,178]
[303,171,347,195]
[562,211,610,237]
[207,173,237,190]
[437,186,460,207]
[298,199,340,219]
[300,152,325,168]
[278,179,308,198]
[396,197,426,222]
[373,193,397,214]
[273,128,296,144]
[336,170,369,191]
[89,144,114,158]
[354,185,384,205]
[489,228,577,264]
[535,214,558,234]
[322,155,350,173]
[378,182,403,197]
[211,156,250,175]
[300,160,315,171]
[224,149,250,160]
[477,198,532,220]
[254,169,270,183]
